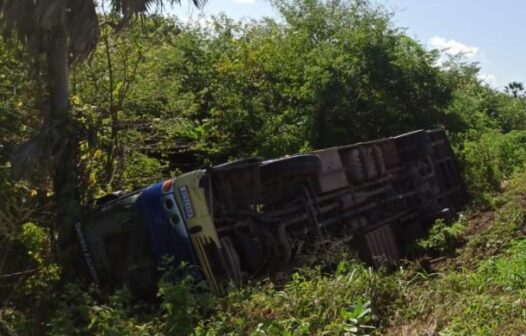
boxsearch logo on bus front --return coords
[178,186,195,219]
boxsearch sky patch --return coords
[232,0,256,4]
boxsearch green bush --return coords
[417,218,466,256]
[157,272,216,335]
[458,130,526,199]
[193,260,402,335]
[0,222,60,335]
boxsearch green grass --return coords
[193,263,398,336]
[384,169,526,335]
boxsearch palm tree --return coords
[0,0,204,269]
[505,81,524,98]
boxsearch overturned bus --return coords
[76,129,465,295]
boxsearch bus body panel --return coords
[174,170,224,293]
[136,180,197,266]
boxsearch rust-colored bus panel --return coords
[313,148,349,193]
[364,225,399,267]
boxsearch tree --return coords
[0,0,203,271]
[505,81,524,98]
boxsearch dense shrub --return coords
[195,261,390,335]
[457,130,526,199]
[417,218,466,256]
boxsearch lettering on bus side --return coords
[178,186,195,219]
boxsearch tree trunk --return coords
[48,24,80,274]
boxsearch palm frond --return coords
[67,0,100,63]
[0,0,205,63]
